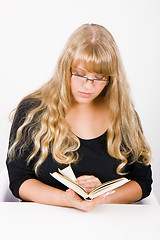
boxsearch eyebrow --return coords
[73,67,86,72]
[73,67,104,77]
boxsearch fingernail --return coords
[103,190,115,197]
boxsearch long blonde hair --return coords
[9,23,151,174]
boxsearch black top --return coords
[6,99,152,200]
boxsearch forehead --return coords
[72,62,104,76]
[72,60,107,75]
[72,62,88,71]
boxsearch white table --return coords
[0,202,159,240]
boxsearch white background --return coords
[0,0,159,203]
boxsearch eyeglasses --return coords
[71,72,109,86]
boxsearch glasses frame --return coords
[71,72,110,85]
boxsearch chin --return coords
[74,97,93,105]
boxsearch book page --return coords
[89,178,130,199]
[91,178,128,193]
[50,172,89,199]
[58,165,77,181]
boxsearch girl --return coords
[7,24,152,212]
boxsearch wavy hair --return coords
[9,23,151,174]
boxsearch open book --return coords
[50,167,130,200]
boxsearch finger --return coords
[77,175,93,179]
[77,177,100,185]
[79,199,98,212]
[66,189,75,197]
[102,190,115,197]
[92,194,107,205]
[78,182,97,188]
[92,190,116,204]
[66,189,82,201]
[76,176,93,182]
[84,187,95,193]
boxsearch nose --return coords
[83,79,94,90]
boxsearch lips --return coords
[79,91,92,97]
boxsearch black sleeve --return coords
[125,160,153,200]
[6,99,40,199]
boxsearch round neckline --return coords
[76,130,107,141]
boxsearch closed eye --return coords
[73,71,86,77]
[94,75,105,80]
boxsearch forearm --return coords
[19,179,73,207]
[18,179,143,212]
[104,180,143,204]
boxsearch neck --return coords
[71,96,105,111]
[67,100,107,120]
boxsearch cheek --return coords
[95,85,106,96]
[70,79,81,99]
[70,79,77,95]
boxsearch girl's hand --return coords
[76,175,101,193]
[65,188,107,212]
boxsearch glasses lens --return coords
[94,80,108,85]
[72,73,108,86]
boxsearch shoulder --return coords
[14,98,41,120]
[11,98,41,131]
[16,98,41,113]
